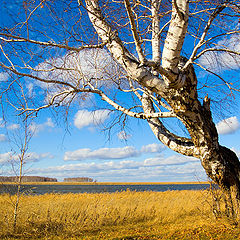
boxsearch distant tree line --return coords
[0,176,57,182]
[0,176,96,182]
[64,177,95,183]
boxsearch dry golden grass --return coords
[0,190,239,239]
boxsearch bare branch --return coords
[124,0,146,63]
[0,44,16,70]
[182,4,227,71]
[84,0,171,93]
[158,20,171,38]
[173,0,184,20]
[19,0,46,33]
[88,82,176,119]
[190,8,216,16]
[18,90,77,117]
[0,62,78,91]
[194,62,239,93]
[195,48,240,60]
[203,30,240,45]
[142,93,198,157]
[0,33,107,52]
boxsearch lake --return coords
[0,183,212,195]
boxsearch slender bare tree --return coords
[0,0,240,217]
[12,115,32,231]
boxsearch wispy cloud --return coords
[7,123,20,130]
[117,131,131,140]
[31,154,203,182]
[143,155,198,166]
[27,83,34,96]
[33,48,122,107]
[199,34,240,72]
[0,72,8,82]
[216,116,240,135]
[0,151,54,164]
[64,146,140,161]
[0,134,7,142]
[29,118,55,135]
[0,152,12,164]
[64,143,166,161]
[141,143,165,153]
[35,48,121,88]
[24,152,54,162]
[74,109,110,129]
[0,118,5,128]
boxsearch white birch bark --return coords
[124,0,146,63]
[141,93,198,157]
[151,0,161,64]
[84,0,172,93]
[161,0,189,87]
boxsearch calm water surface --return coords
[0,183,211,195]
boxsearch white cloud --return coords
[7,123,20,130]
[0,72,8,82]
[117,131,131,140]
[0,151,54,164]
[45,118,54,127]
[31,153,204,182]
[24,152,54,163]
[0,152,13,164]
[144,155,198,166]
[74,109,110,129]
[64,146,140,161]
[34,48,123,107]
[199,34,240,71]
[216,116,240,135]
[27,83,34,96]
[0,134,7,142]
[0,118,5,128]
[141,143,165,153]
[36,48,121,87]
[29,118,55,135]
[64,143,166,162]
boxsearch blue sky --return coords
[0,1,240,182]
[0,96,239,182]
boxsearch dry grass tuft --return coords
[0,190,239,239]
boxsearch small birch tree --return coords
[12,116,32,230]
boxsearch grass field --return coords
[0,189,239,239]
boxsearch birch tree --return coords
[0,0,240,217]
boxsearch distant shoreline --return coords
[0,181,209,185]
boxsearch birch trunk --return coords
[84,0,240,218]
[160,61,240,219]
